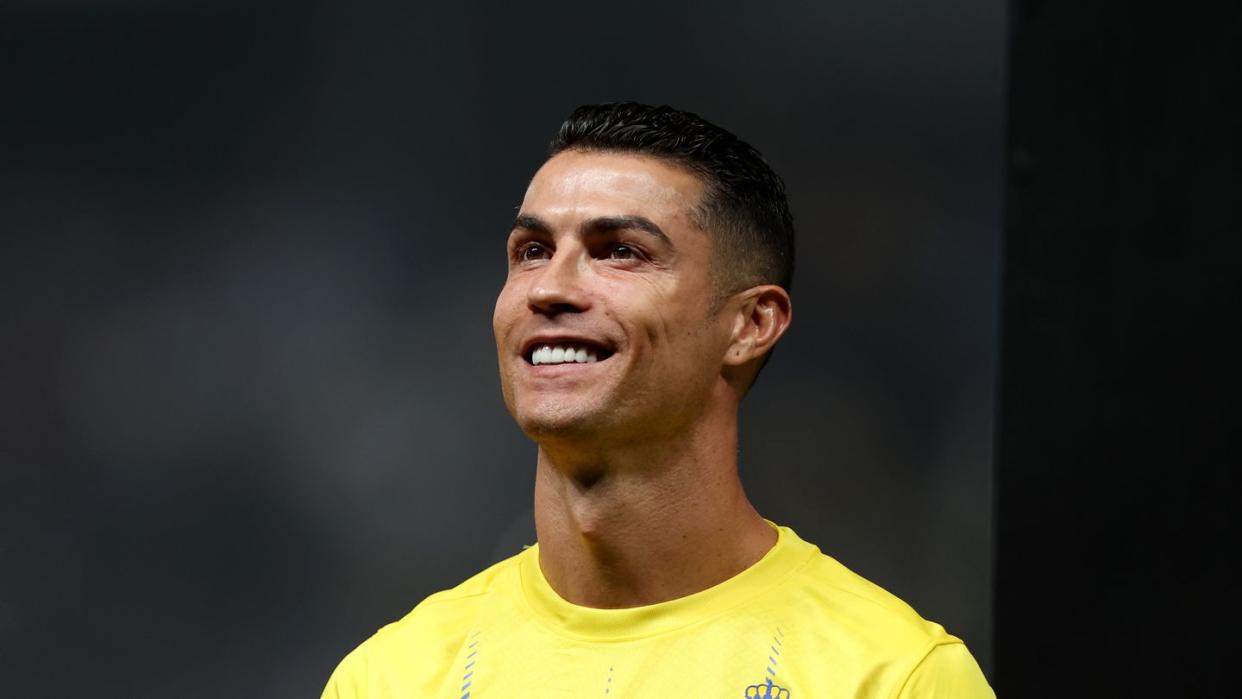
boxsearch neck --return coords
[532,405,776,608]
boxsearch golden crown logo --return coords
[744,678,790,698]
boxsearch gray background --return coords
[2,1,1003,695]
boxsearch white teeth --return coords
[529,343,604,365]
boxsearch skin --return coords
[493,149,793,608]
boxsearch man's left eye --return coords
[608,244,637,260]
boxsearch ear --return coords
[723,285,792,368]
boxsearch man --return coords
[322,102,993,697]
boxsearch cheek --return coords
[493,282,522,337]
[662,300,728,367]
[638,300,714,362]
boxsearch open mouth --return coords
[524,340,615,366]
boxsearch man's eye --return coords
[518,243,550,261]
[608,244,637,260]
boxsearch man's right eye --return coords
[517,243,551,261]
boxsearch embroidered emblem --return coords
[744,678,790,698]
[746,627,790,697]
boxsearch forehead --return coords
[520,150,706,226]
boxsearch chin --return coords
[513,401,608,442]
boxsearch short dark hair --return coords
[548,102,795,295]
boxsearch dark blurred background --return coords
[995,3,1237,696]
[1,1,1003,695]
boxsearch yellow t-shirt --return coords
[322,525,993,698]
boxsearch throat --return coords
[533,450,774,608]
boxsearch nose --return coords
[527,244,590,315]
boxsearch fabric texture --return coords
[322,524,993,698]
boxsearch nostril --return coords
[530,301,583,316]
[527,271,591,313]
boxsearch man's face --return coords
[493,150,734,445]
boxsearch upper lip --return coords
[519,334,616,360]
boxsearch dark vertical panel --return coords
[997,3,1238,695]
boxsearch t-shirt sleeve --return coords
[894,641,995,698]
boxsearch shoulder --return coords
[775,528,992,695]
[321,547,530,697]
[895,641,995,698]
[786,536,955,652]
[360,548,527,647]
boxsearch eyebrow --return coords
[511,214,553,236]
[510,214,672,245]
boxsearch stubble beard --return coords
[513,389,623,446]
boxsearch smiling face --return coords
[493,150,737,446]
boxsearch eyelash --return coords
[605,243,641,260]
[510,241,648,264]
[514,242,550,262]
